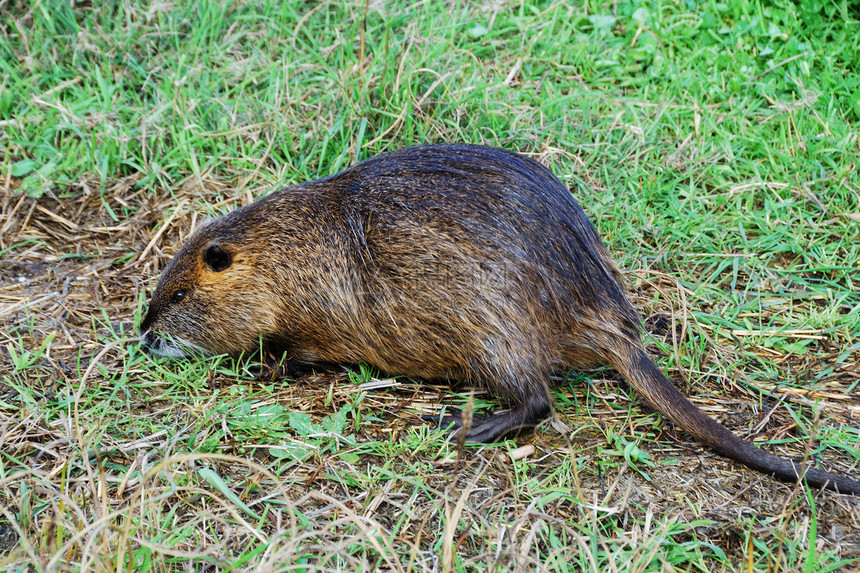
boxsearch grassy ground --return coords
[1,0,859,570]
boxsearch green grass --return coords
[1,0,859,571]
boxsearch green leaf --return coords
[631,7,650,26]
[289,412,322,437]
[321,403,352,434]
[783,342,808,355]
[269,443,313,461]
[701,12,718,29]
[198,467,261,521]
[253,404,286,430]
[465,23,487,39]
[11,159,38,177]
[589,15,616,31]
[338,452,360,463]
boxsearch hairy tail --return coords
[610,342,860,495]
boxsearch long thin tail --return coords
[610,342,860,495]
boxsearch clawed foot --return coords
[423,408,538,443]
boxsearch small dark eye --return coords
[171,290,186,303]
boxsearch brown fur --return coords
[141,144,860,494]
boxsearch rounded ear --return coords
[204,244,232,272]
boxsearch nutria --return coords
[141,144,860,494]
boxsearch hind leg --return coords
[427,376,553,443]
